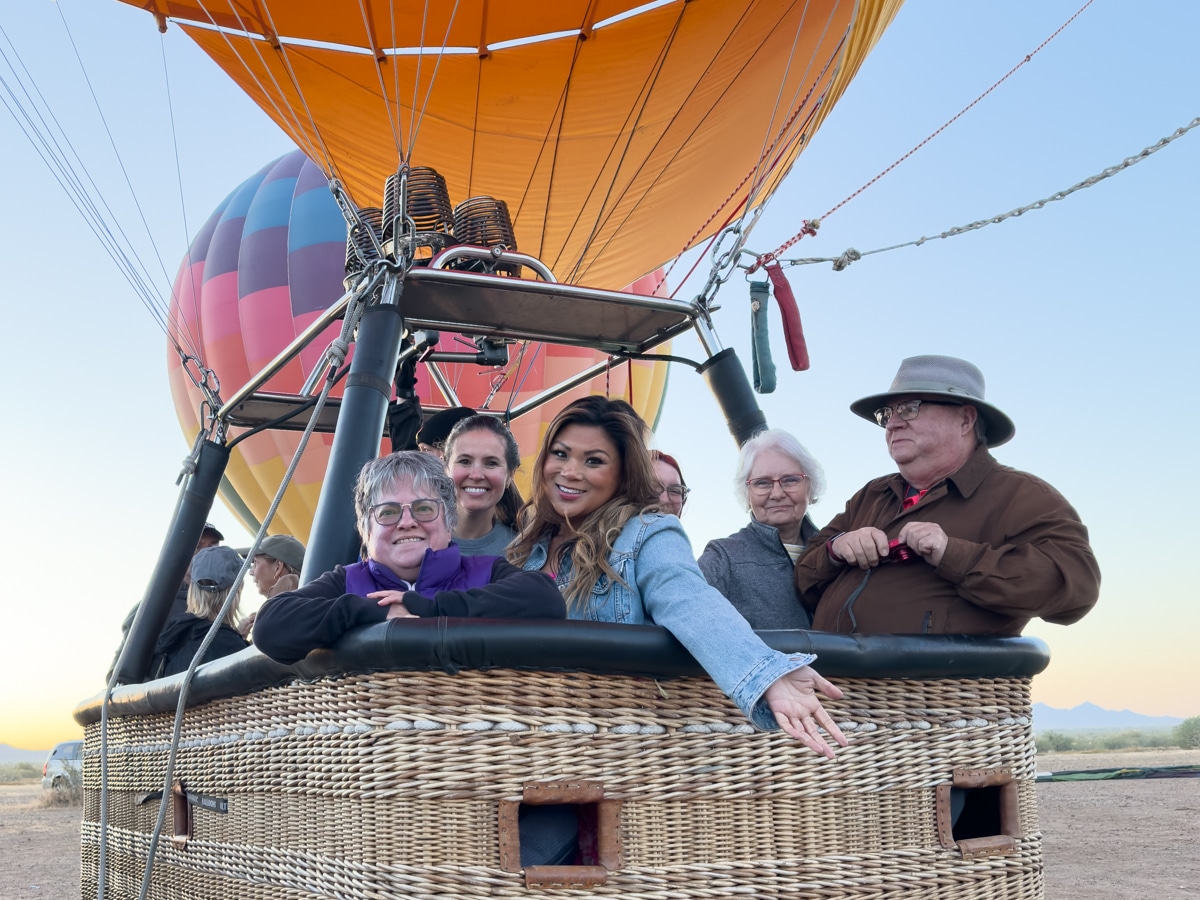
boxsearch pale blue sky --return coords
[1,0,1196,749]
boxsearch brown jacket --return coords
[795,447,1100,634]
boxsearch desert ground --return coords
[2,748,1197,899]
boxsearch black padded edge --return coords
[74,619,1050,726]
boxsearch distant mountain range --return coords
[0,743,49,764]
[1033,702,1186,733]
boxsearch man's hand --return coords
[368,590,417,618]
[897,521,949,566]
[830,528,890,568]
[763,666,848,759]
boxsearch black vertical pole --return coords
[697,347,769,446]
[114,439,230,684]
[302,288,406,580]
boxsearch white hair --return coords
[733,428,826,510]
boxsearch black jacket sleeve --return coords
[253,567,387,664]
[401,559,566,620]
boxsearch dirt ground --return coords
[2,748,1197,899]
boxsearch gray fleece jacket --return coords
[697,515,818,629]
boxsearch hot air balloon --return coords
[123,0,903,291]
[169,150,670,542]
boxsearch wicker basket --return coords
[81,637,1045,900]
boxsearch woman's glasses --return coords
[746,474,806,495]
[663,485,690,501]
[370,499,443,526]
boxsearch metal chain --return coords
[779,116,1200,271]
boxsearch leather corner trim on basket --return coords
[524,865,608,888]
[935,783,955,849]
[952,766,1013,788]
[597,800,623,870]
[523,780,605,804]
[497,800,522,873]
[957,835,1019,860]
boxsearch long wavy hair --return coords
[507,396,660,607]
[444,414,525,526]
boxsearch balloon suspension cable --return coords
[747,0,1098,274]
[776,114,1200,273]
[131,341,347,900]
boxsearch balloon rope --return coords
[191,0,329,175]
[751,0,1098,272]
[776,115,1200,272]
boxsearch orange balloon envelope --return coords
[124,0,902,291]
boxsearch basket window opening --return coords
[518,802,599,866]
[950,786,1003,841]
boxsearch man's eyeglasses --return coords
[370,499,443,526]
[746,474,807,495]
[872,399,955,428]
[662,485,690,502]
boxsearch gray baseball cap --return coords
[190,546,243,592]
[254,534,305,571]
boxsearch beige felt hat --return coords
[849,355,1015,447]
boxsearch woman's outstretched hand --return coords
[763,666,848,759]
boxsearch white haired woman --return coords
[698,429,826,629]
[254,451,565,665]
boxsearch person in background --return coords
[795,355,1101,634]
[444,415,524,556]
[251,534,306,599]
[148,545,249,679]
[651,450,689,517]
[416,406,476,458]
[253,452,565,665]
[698,429,824,629]
[507,396,846,759]
[107,522,227,681]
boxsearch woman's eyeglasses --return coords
[663,485,690,501]
[746,474,807,495]
[370,499,443,526]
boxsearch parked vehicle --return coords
[41,740,83,791]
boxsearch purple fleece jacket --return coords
[254,544,564,664]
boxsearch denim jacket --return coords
[522,513,817,730]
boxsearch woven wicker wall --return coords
[83,669,1042,899]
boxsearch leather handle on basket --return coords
[171,783,191,848]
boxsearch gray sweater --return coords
[454,521,517,557]
[697,515,818,629]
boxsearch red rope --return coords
[752,0,1097,271]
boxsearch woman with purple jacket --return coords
[253,452,565,665]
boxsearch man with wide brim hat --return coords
[795,354,1099,635]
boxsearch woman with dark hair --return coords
[443,415,524,556]
[253,451,565,665]
[508,396,847,759]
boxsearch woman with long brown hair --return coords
[508,396,846,758]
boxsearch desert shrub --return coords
[1036,731,1078,753]
[0,762,41,783]
[37,760,83,807]
[1175,716,1200,749]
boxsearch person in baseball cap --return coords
[250,534,306,600]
